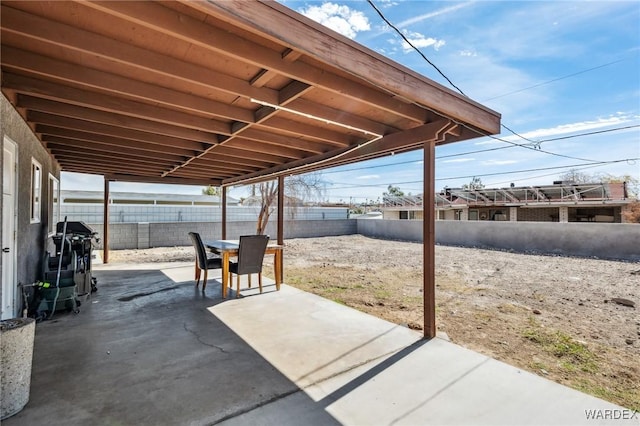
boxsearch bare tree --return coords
[253,172,325,235]
[557,170,639,198]
[462,176,485,190]
[557,169,593,184]
[256,180,278,235]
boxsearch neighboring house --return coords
[2,94,61,319]
[382,181,635,223]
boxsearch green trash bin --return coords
[37,286,78,313]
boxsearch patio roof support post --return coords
[221,186,227,240]
[277,176,284,245]
[103,177,110,264]
[423,141,436,338]
[277,175,284,283]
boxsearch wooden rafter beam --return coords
[85,0,430,123]
[2,73,231,134]
[44,142,185,165]
[41,135,193,159]
[196,0,501,133]
[239,128,327,154]
[2,46,253,123]
[222,138,305,160]
[35,125,202,154]
[28,112,211,151]
[0,4,277,107]
[17,95,219,144]
[223,120,452,186]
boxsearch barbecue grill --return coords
[42,221,98,314]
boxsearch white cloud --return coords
[401,30,445,52]
[356,174,380,180]
[441,158,475,164]
[396,2,475,28]
[521,113,640,140]
[482,160,519,166]
[298,3,370,39]
[378,0,399,8]
[459,50,476,57]
[475,112,640,145]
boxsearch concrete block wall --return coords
[61,205,349,224]
[137,223,150,249]
[284,219,357,238]
[87,223,138,250]
[88,219,357,250]
[357,219,422,242]
[357,219,640,261]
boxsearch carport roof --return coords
[1,0,500,187]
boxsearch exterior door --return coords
[2,137,18,319]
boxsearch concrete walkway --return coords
[5,262,636,425]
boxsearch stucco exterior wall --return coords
[1,94,61,313]
[357,219,640,261]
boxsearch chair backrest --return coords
[188,232,208,269]
[236,235,269,275]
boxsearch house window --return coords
[399,210,416,220]
[48,174,60,234]
[30,159,42,223]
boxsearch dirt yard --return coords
[108,235,639,410]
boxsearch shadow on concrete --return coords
[5,266,342,425]
[8,263,627,426]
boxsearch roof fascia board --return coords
[195,0,501,134]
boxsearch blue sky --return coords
[62,1,640,202]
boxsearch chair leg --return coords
[203,269,208,291]
[258,272,263,293]
[195,263,201,288]
[236,273,241,298]
[248,274,252,288]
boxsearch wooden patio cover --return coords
[1,0,500,337]
[1,0,499,186]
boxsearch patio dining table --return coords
[205,239,283,298]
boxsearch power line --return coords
[366,0,467,96]
[537,124,640,143]
[365,0,611,162]
[485,162,627,187]
[320,124,640,174]
[483,58,628,102]
[324,158,639,190]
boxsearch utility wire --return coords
[483,58,628,102]
[366,0,467,96]
[320,124,640,174]
[365,0,612,162]
[324,158,639,189]
[485,162,626,187]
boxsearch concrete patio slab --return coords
[212,285,637,426]
[4,263,636,426]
